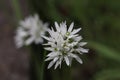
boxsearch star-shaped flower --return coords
[15,14,48,48]
[43,21,88,69]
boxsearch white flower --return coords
[43,21,89,69]
[15,14,48,48]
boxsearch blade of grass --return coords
[88,41,120,62]
[94,69,120,80]
[11,0,23,20]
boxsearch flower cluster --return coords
[43,22,89,69]
[15,14,89,69]
[15,14,48,48]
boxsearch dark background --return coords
[1,0,120,80]
[0,0,29,80]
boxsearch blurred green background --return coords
[29,0,120,80]
[1,0,120,80]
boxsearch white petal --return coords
[55,22,60,32]
[79,48,89,53]
[68,57,73,66]
[53,57,59,62]
[42,36,54,42]
[68,34,78,39]
[25,37,34,45]
[44,47,54,51]
[43,23,49,29]
[75,55,83,64]
[48,61,55,69]
[34,14,39,20]
[15,39,23,48]
[47,29,52,35]
[47,52,59,57]
[35,38,43,44]
[43,42,56,47]
[54,56,63,69]
[47,29,56,38]
[51,27,55,32]
[60,22,67,34]
[61,26,67,36]
[68,22,74,32]
[64,56,70,66]
[75,49,81,54]
[18,29,28,37]
[43,42,55,47]
[41,35,50,41]
[59,56,63,68]
[54,60,60,69]
[70,53,83,64]
[74,36,82,41]
[79,42,87,46]
[49,42,56,47]
[42,43,50,45]
[71,28,81,35]
[68,42,78,47]
[69,53,77,58]
[45,57,53,61]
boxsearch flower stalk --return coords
[40,50,46,80]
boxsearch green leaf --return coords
[94,69,120,80]
[88,41,120,62]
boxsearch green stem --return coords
[35,50,46,80]
[11,0,23,21]
[30,44,46,80]
[61,65,72,80]
[40,50,46,80]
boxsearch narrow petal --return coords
[69,53,77,58]
[17,28,28,37]
[68,42,78,47]
[68,57,73,66]
[74,36,82,41]
[53,57,59,62]
[25,37,34,45]
[75,49,81,54]
[47,52,59,57]
[74,55,83,64]
[48,42,56,47]
[68,34,78,39]
[35,38,43,44]
[45,57,53,61]
[48,61,55,69]
[61,25,67,36]
[47,29,52,35]
[79,48,89,53]
[42,36,54,42]
[44,47,54,51]
[42,35,51,41]
[43,42,55,46]
[70,53,83,64]
[71,28,81,35]
[59,56,63,68]
[64,56,70,66]
[68,22,74,32]
[55,22,60,32]
[47,29,56,38]
[79,42,87,46]
[54,60,60,69]
[42,43,50,45]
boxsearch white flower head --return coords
[43,21,89,69]
[15,14,48,48]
